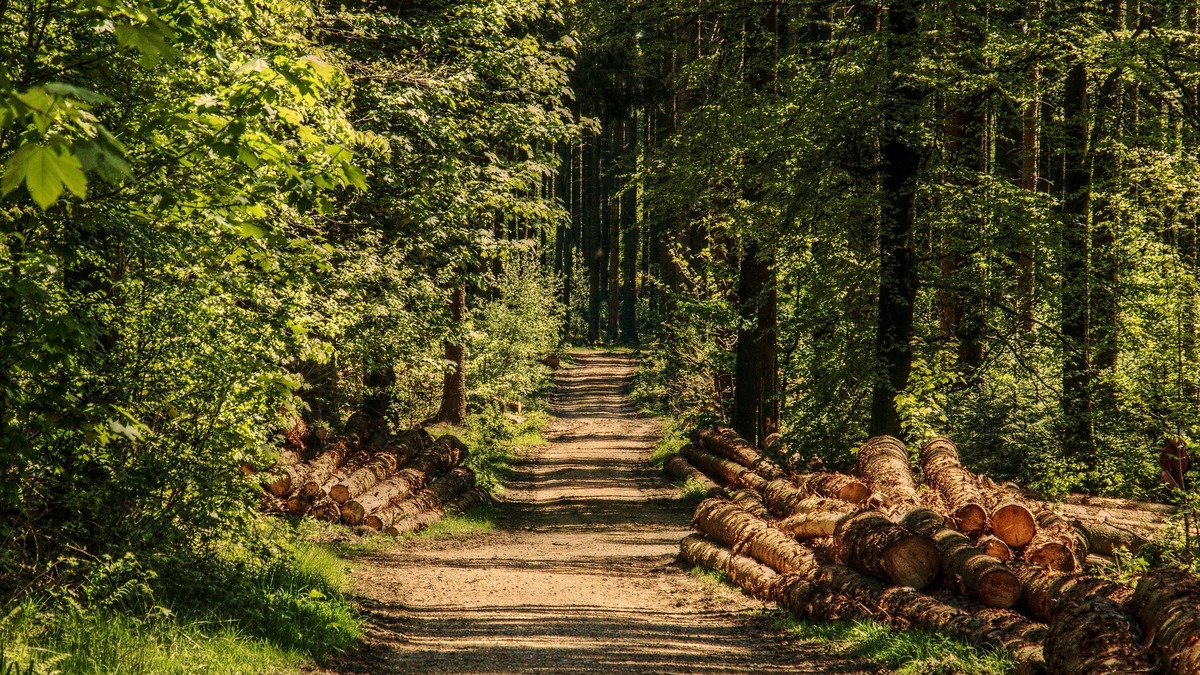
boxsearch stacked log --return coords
[1131,568,1200,674]
[258,427,480,534]
[663,455,721,494]
[919,437,989,535]
[692,427,785,479]
[855,435,921,505]
[675,426,1193,674]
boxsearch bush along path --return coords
[319,351,874,674]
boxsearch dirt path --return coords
[325,352,876,674]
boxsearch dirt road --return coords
[326,351,875,674]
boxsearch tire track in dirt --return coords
[322,351,877,674]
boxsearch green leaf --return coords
[4,143,87,208]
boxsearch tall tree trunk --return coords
[619,116,639,343]
[434,286,467,425]
[585,130,602,342]
[1061,60,1093,465]
[606,123,621,341]
[869,0,924,438]
[1017,0,1041,335]
[733,240,779,446]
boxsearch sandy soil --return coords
[322,351,877,674]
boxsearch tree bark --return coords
[1131,567,1200,675]
[732,240,779,446]
[854,435,921,505]
[434,285,467,425]
[619,114,639,343]
[919,437,989,535]
[1061,60,1094,467]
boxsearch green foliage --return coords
[468,255,565,406]
[648,417,689,467]
[459,407,550,496]
[677,479,712,504]
[774,615,1011,675]
[0,532,358,674]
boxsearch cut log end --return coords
[837,483,872,504]
[1027,542,1078,572]
[977,535,1013,561]
[952,504,989,537]
[881,534,941,589]
[977,568,1023,610]
[329,484,351,504]
[992,502,1037,547]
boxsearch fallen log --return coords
[728,489,769,518]
[1060,493,1175,515]
[789,472,872,504]
[681,445,753,488]
[762,479,854,519]
[1023,510,1087,572]
[1044,595,1155,674]
[309,448,372,500]
[264,442,351,498]
[1073,518,1148,556]
[340,476,416,526]
[374,468,477,530]
[329,431,434,503]
[678,533,779,598]
[919,437,989,536]
[692,427,784,478]
[383,486,491,537]
[855,435,920,505]
[901,508,1021,609]
[1014,564,1132,624]
[834,510,940,589]
[740,524,820,575]
[806,564,1048,674]
[1131,567,1200,675]
[691,498,768,551]
[987,493,1038,549]
[663,455,721,494]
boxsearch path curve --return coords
[325,351,875,674]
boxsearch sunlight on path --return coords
[324,352,872,674]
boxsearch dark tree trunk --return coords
[606,123,621,341]
[619,116,639,343]
[585,130,602,342]
[869,0,923,438]
[1061,61,1093,465]
[1017,0,1041,335]
[733,240,779,446]
[433,286,467,425]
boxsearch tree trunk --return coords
[869,0,923,437]
[918,437,989,535]
[692,426,783,477]
[1017,0,1041,334]
[434,286,467,425]
[619,114,639,343]
[732,240,779,446]
[585,130,602,342]
[1061,60,1094,467]
[1044,595,1154,674]
[679,533,780,598]
[854,435,920,505]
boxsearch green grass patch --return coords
[0,538,360,675]
[408,503,500,540]
[649,417,689,467]
[689,565,737,590]
[774,614,1012,675]
[678,478,712,504]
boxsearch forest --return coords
[4,0,1200,672]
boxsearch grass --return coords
[0,539,360,675]
[773,614,1012,675]
[689,566,737,590]
[649,416,689,467]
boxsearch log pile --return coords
[672,427,1196,674]
[258,425,485,537]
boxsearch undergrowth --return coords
[0,532,359,674]
[649,417,689,467]
[774,614,1012,675]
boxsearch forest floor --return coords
[318,351,878,674]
